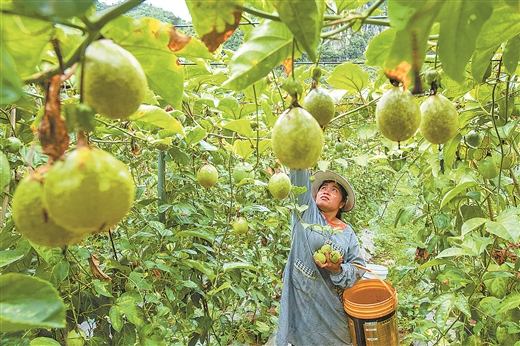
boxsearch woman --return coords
[276,169,366,346]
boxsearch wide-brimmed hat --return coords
[311,170,355,212]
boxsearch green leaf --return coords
[222,119,255,137]
[0,273,66,332]
[486,214,519,243]
[176,229,215,243]
[223,262,259,272]
[30,337,61,346]
[0,249,24,267]
[418,258,454,270]
[0,151,10,191]
[436,247,475,258]
[461,217,487,237]
[496,293,520,314]
[217,97,239,119]
[93,279,114,298]
[471,46,497,84]
[503,35,520,74]
[116,292,144,326]
[326,62,369,93]
[12,0,94,20]
[437,0,493,83]
[475,4,520,52]
[232,139,255,160]
[109,306,124,333]
[442,133,462,169]
[365,28,397,67]
[440,180,477,209]
[185,126,207,145]
[454,295,471,318]
[0,43,23,104]
[104,17,185,110]
[129,105,184,136]
[271,0,325,62]
[385,1,443,71]
[183,259,216,280]
[223,20,294,91]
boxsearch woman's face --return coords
[315,181,345,213]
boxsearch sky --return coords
[100,0,192,21]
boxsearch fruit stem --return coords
[76,130,89,149]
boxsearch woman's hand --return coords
[313,251,343,274]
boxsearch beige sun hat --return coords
[311,170,355,212]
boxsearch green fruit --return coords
[197,163,218,188]
[232,163,254,183]
[12,173,84,247]
[6,137,22,153]
[314,251,326,264]
[82,39,147,119]
[232,216,248,234]
[335,142,345,153]
[43,147,135,234]
[320,244,333,254]
[272,107,323,169]
[329,250,341,263]
[472,148,486,161]
[494,145,517,169]
[478,155,499,179]
[375,87,421,142]
[419,94,459,144]
[67,329,87,346]
[465,130,482,148]
[268,172,291,200]
[302,87,335,126]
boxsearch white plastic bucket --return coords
[362,264,388,280]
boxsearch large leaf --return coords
[271,0,325,62]
[326,62,369,94]
[0,43,23,104]
[471,46,498,82]
[0,151,10,191]
[183,259,216,280]
[461,217,487,237]
[486,208,520,242]
[365,28,397,67]
[0,249,24,267]
[475,4,520,52]
[222,119,255,138]
[103,17,185,110]
[440,180,477,209]
[12,0,95,21]
[116,292,144,327]
[186,0,243,52]
[437,0,493,83]
[502,34,520,74]
[129,105,184,136]
[223,262,259,272]
[0,273,66,332]
[385,0,443,71]
[223,20,294,91]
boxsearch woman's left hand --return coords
[314,251,343,274]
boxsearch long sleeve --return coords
[329,225,366,289]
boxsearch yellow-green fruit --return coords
[272,107,323,169]
[232,216,248,234]
[232,163,254,183]
[268,172,291,200]
[314,251,326,264]
[43,147,135,234]
[478,155,499,179]
[6,137,22,153]
[465,130,482,148]
[12,174,84,247]
[494,145,517,169]
[302,87,335,126]
[419,94,459,144]
[320,243,333,254]
[375,87,421,142]
[335,142,345,153]
[82,39,147,119]
[197,163,218,188]
[329,250,341,263]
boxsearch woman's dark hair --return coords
[319,180,348,218]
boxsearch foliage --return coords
[1,0,520,345]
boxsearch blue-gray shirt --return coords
[276,170,366,346]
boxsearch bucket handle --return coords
[352,263,397,299]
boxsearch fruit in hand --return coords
[329,250,341,263]
[197,163,218,188]
[302,87,335,126]
[419,94,459,144]
[314,251,326,264]
[477,155,499,179]
[232,162,254,183]
[232,216,248,234]
[375,87,421,142]
[12,172,84,247]
[272,106,323,169]
[268,172,291,200]
[320,243,333,254]
[43,147,135,234]
[82,39,147,119]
